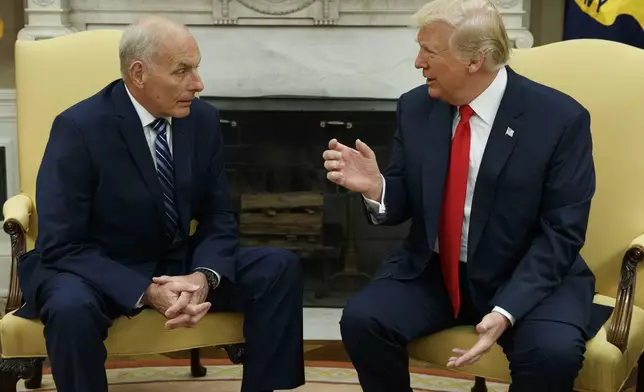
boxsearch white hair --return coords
[410,0,511,72]
[118,15,187,78]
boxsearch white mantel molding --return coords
[19,0,533,48]
[16,0,534,100]
[0,90,16,120]
[19,0,78,41]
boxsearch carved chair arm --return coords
[607,233,644,352]
[3,194,33,314]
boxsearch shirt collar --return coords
[124,83,172,128]
[463,66,508,125]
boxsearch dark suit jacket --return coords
[369,66,611,339]
[16,79,238,319]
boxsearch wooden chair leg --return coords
[23,359,43,389]
[0,358,40,392]
[471,376,488,392]
[0,370,18,392]
[190,348,207,377]
[637,353,644,391]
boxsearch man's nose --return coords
[191,70,204,92]
[414,53,426,69]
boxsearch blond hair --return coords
[410,0,511,72]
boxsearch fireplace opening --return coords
[206,97,411,307]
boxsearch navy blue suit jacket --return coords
[370,67,611,339]
[16,80,238,319]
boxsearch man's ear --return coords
[467,53,486,73]
[129,61,145,87]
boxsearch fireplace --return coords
[207,97,411,307]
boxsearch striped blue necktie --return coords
[151,118,178,238]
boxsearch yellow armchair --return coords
[407,39,644,392]
[0,30,245,390]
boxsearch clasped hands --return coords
[142,271,211,330]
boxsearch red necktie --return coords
[438,105,474,318]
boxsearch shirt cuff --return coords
[362,175,386,223]
[492,306,515,326]
[135,293,145,309]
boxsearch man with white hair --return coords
[15,15,305,392]
[323,0,612,391]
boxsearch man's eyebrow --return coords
[175,62,193,69]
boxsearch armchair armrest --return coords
[3,194,34,314]
[607,233,644,352]
[3,194,33,232]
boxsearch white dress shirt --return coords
[362,68,516,325]
[125,85,174,163]
[124,85,220,308]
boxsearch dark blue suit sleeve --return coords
[189,109,238,283]
[36,114,151,313]
[493,108,595,322]
[364,98,412,226]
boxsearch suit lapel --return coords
[467,67,525,261]
[422,100,454,241]
[171,116,192,236]
[112,81,166,224]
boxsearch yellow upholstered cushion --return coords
[408,295,644,392]
[0,310,244,358]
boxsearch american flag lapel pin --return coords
[505,127,514,137]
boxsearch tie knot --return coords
[151,118,167,133]
[459,105,475,122]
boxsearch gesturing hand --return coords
[322,138,382,200]
[446,312,510,368]
[153,272,211,329]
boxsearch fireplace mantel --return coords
[18,0,534,99]
[20,0,533,47]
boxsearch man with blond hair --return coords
[323,0,612,391]
[16,15,304,392]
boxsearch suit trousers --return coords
[36,246,305,392]
[339,254,586,392]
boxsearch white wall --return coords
[0,89,19,298]
[89,24,424,99]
